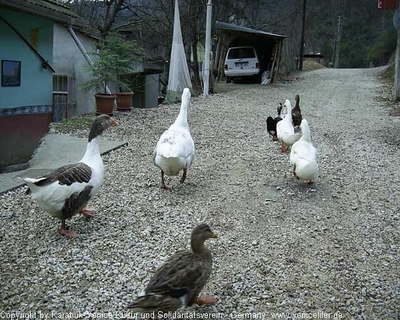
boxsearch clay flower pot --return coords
[95,94,115,115]
[115,92,134,111]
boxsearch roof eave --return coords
[0,0,81,25]
[215,21,287,39]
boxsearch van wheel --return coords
[226,77,231,83]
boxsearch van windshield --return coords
[228,48,256,59]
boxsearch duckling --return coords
[127,224,218,314]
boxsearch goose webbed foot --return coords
[59,220,78,238]
[194,295,218,306]
[81,207,95,218]
[161,182,172,191]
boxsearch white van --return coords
[224,46,261,83]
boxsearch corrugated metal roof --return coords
[27,0,80,18]
[215,21,286,39]
[0,0,81,22]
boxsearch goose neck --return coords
[302,126,311,142]
[174,105,188,128]
[81,137,100,163]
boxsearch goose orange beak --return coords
[111,118,117,126]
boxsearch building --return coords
[0,0,100,171]
[214,22,286,83]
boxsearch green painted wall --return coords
[0,9,54,108]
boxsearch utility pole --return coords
[203,0,212,96]
[394,2,400,100]
[298,0,306,71]
[334,15,343,68]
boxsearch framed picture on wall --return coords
[1,60,21,87]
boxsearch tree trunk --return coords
[98,0,125,39]
[191,38,201,91]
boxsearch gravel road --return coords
[0,67,399,319]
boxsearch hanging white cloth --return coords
[166,0,192,102]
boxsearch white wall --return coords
[53,24,96,116]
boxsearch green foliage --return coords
[50,115,94,133]
[367,27,397,66]
[82,33,143,94]
[381,62,394,83]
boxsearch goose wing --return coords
[33,163,92,187]
[155,129,194,161]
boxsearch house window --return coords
[53,74,74,122]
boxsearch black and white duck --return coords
[266,103,283,141]
[21,114,117,238]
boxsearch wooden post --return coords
[270,42,279,83]
[273,40,283,82]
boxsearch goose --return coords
[290,119,318,183]
[276,99,301,152]
[266,103,283,141]
[292,94,303,127]
[154,88,195,190]
[21,114,117,238]
[127,223,218,313]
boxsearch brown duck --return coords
[127,224,218,314]
[292,94,303,127]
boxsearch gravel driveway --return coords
[1,67,399,319]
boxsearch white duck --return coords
[21,114,117,238]
[154,88,195,190]
[277,99,301,152]
[290,119,318,184]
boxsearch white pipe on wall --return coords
[67,26,112,95]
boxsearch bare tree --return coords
[68,0,127,39]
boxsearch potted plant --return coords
[109,34,143,111]
[83,34,142,114]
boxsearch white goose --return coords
[22,115,117,238]
[277,99,301,152]
[290,119,318,183]
[154,88,195,190]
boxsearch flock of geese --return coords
[267,94,319,184]
[20,88,318,315]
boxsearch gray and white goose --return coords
[22,114,117,238]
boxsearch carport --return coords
[214,22,286,83]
